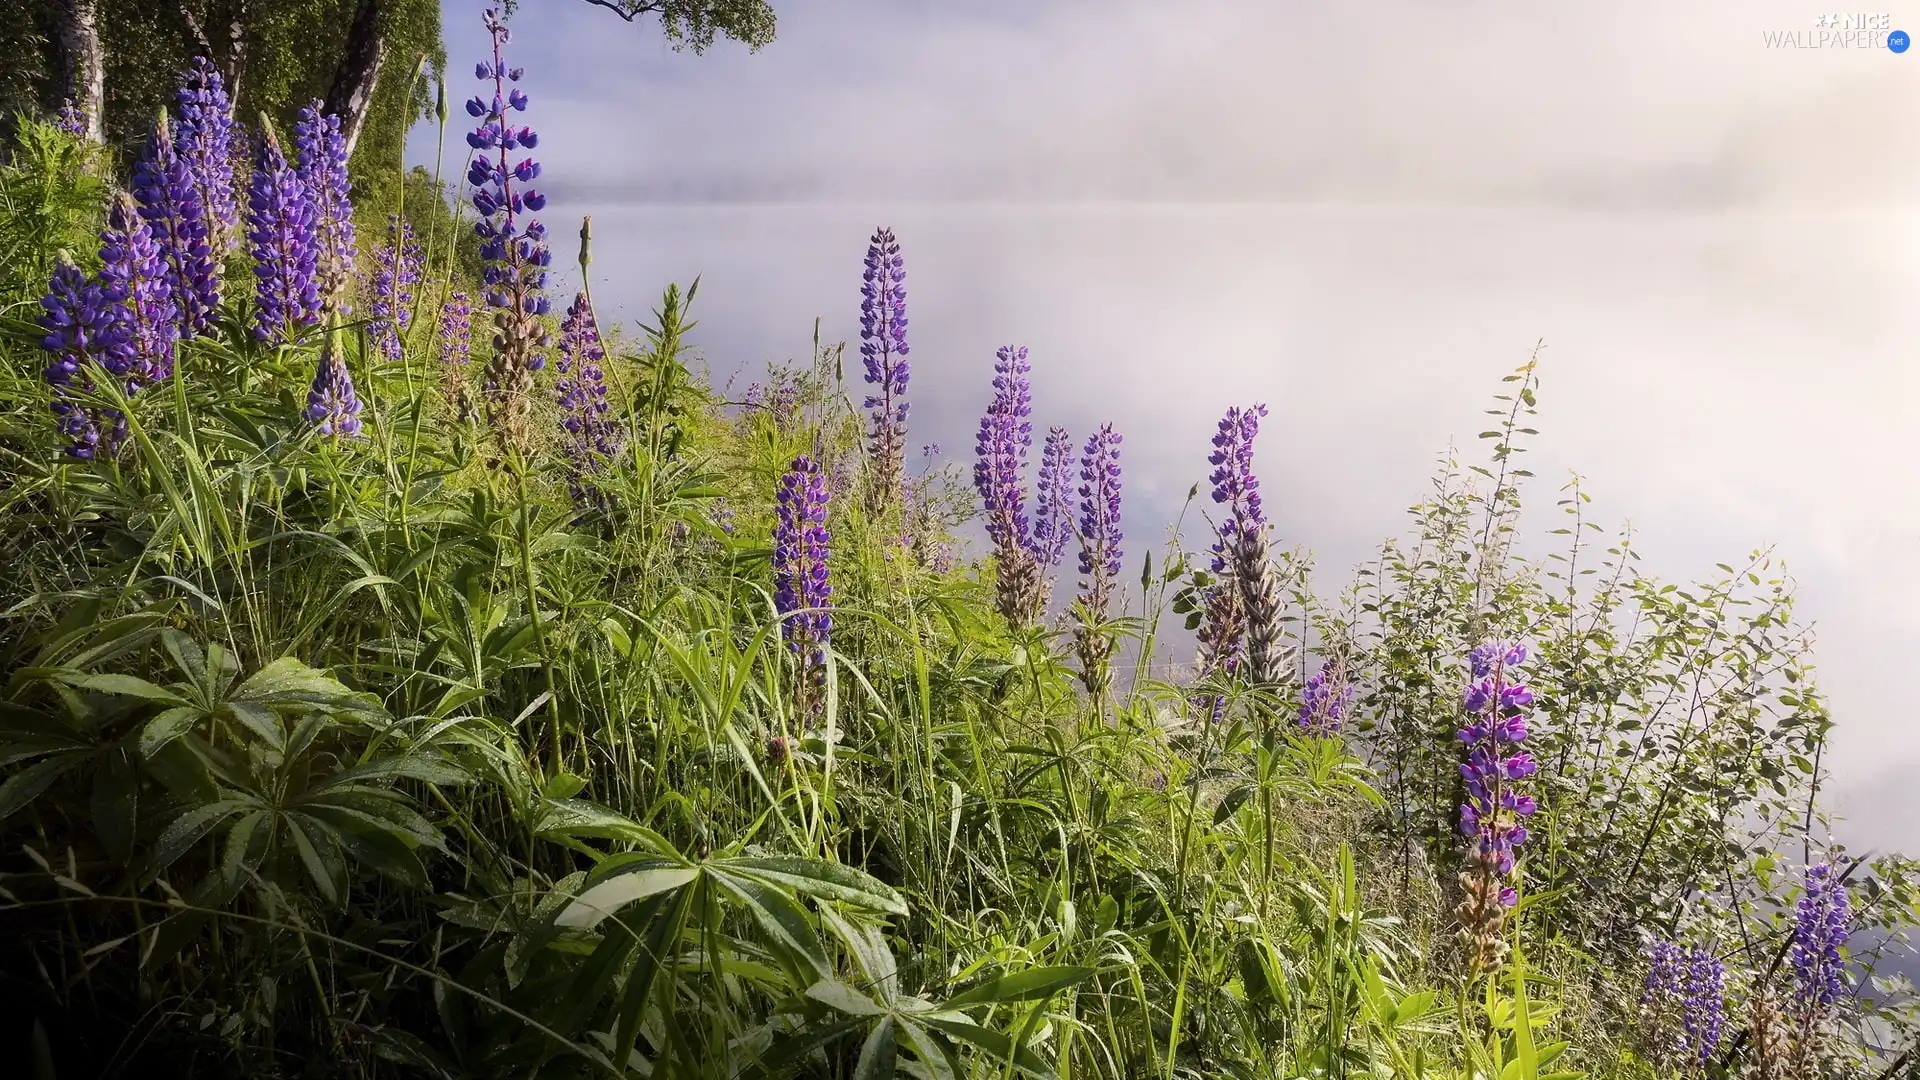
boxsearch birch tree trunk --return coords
[325,0,388,162]
[55,0,106,142]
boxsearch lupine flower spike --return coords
[1639,940,1725,1069]
[1074,424,1123,690]
[1454,640,1537,973]
[555,291,621,507]
[774,455,833,712]
[1209,404,1285,683]
[370,216,424,363]
[1297,656,1353,736]
[247,125,322,343]
[1031,425,1075,572]
[470,8,552,451]
[133,112,217,337]
[1786,860,1851,1074]
[98,193,178,390]
[975,345,1041,625]
[293,101,356,310]
[305,328,364,439]
[860,226,910,511]
[438,291,476,418]
[39,259,120,458]
[55,99,87,137]
[174,58,240,254]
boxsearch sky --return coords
[417,0,1920,854]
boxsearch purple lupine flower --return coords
[975,345,1043,624]
[1791,862,1851,1012]
[54,99,86,137]
[1030,425,1075,568]
[1642,939,1684,1008]
[470,9,551,444]
[555,292,622,505]
[860,226,910,505]
[305,339,364,438]
[97,193,178,389]
[709,497,736,536]
[439,291,474,368]
[369,216,424,363]
[974,345,1034,551]
[293,101,356,309]
[774,455,834,694]
[1457,640,1537,903]
[1297,657,1354,736]
[38,259,123,458]
[247,132,322,343]
[132,114,218,336]
[1208,403,1268,570]
[174,58,240,253]
[1076,425,1124,602]
[1682,947,1726,1064]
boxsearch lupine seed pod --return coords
[1748,989,1790,1080]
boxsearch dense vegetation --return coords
[2,8,1918,1079]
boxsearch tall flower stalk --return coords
[133,112,217,337]
[1297,656,1353,736]
[860,226,910,511]
[305,328,364,439]
[775,454,833,713]
[468,8,552,451]
[1454,640,1538,974]
[1639,940,1725,1070]
[247,128,321,344]
[293,101,355,310]
[98,193,178,389]
[1032,426,1075,574]
[1787,861,1851,1074]
[38,259,121,459]
[1074,424,1123,690]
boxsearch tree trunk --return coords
[325,0,388,162]
[226,0,251,105]
[55,0,106,142]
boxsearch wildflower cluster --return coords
[469,8,552,448]
[55,99,87,137]
[860,226,910,509]
[1454,640,1538,972]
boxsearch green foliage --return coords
[0,74,1913,1080]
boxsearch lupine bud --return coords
[293,101,356,310]
[859,226,910,511]
[247,130,322,343]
